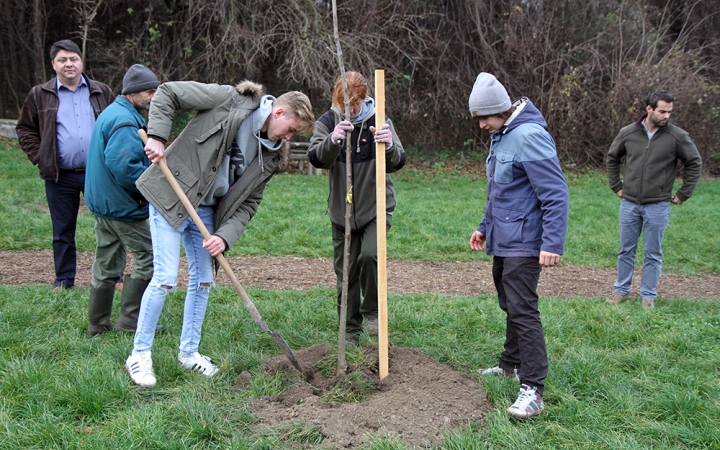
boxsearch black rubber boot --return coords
[115,275,150,332]
[87,284,116,337]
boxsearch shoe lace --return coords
[512,387,537,409]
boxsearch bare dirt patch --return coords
[1,250,718,300]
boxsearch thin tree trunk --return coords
[331,0,352,376]
[32,0,44,84]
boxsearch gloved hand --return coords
[370,123,393,149]
[331,120,353,144]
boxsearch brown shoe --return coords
[606,292,629,304]
[642,299,655,309]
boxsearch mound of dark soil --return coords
[248,344,490,449]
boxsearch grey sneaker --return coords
[365,316,379,336]
[345,334,360,347]
[606,292,629,304]
[642,298,655,309]
[478,366,520,382]
[178,352,219,377]
[507,384,545,419]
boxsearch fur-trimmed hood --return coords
[235,80,265,99]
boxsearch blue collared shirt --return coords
[56,76,95,169]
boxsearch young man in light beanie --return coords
[85,64,161,336]
[468,72,568,419]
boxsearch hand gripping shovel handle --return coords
[138,130,303,373]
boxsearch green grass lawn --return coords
[1,136,719,449]
[1,286,719,449]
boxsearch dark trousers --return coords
[492,256,548,395]
[332,219,383,337]
[45,170,85,288]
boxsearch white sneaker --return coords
[507,384,545,419]
[178,352,218,377]
[126,351,156,387]
[478,366,520,382]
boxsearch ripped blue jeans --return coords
[133,204,215,356]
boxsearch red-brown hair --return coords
[332,71,368,112]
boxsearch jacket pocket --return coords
[491,206,526,248]
[494,152,515,184]
[195,122,224,144]
[165,153,199,192]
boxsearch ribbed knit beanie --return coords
[468,73,511,116]
[122,64,160,95]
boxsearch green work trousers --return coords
[91,216,153,288]
[332,218,389,337]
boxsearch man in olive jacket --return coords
[125,80,314,387]
[606,90,702,309]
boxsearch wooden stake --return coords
[375,70,389,380]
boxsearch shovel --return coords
[138,130,303,374]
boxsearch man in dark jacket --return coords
[606,91,702,309]
[84,64,160,336]
[16,39,115,289]
[468,73,568,419]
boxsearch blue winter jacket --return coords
[478,99,568,257]
[85,96,151,222]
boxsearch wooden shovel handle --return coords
[138,129,268,330]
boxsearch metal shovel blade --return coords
[269,331,303,373]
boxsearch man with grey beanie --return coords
[84,64,160,337]
[468,72,568,419]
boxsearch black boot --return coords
[87,284,116,337]
[115,275,150,332]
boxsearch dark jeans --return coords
[492,256,548,395]
[332,219,386,337]
[45,170,85,288]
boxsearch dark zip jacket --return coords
[307,109,406,230]
[606,115,702,204]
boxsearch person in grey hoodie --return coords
[307,71,406,346]
[125,80,314,387]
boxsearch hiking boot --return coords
[178,352,219,377]
[478,366,520,382]
[507,384,545,419]
[126,352,156,387]
[606,292,629,304]
[642,298,655,309]
[345,334,360,347]
[365,315,379,336]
